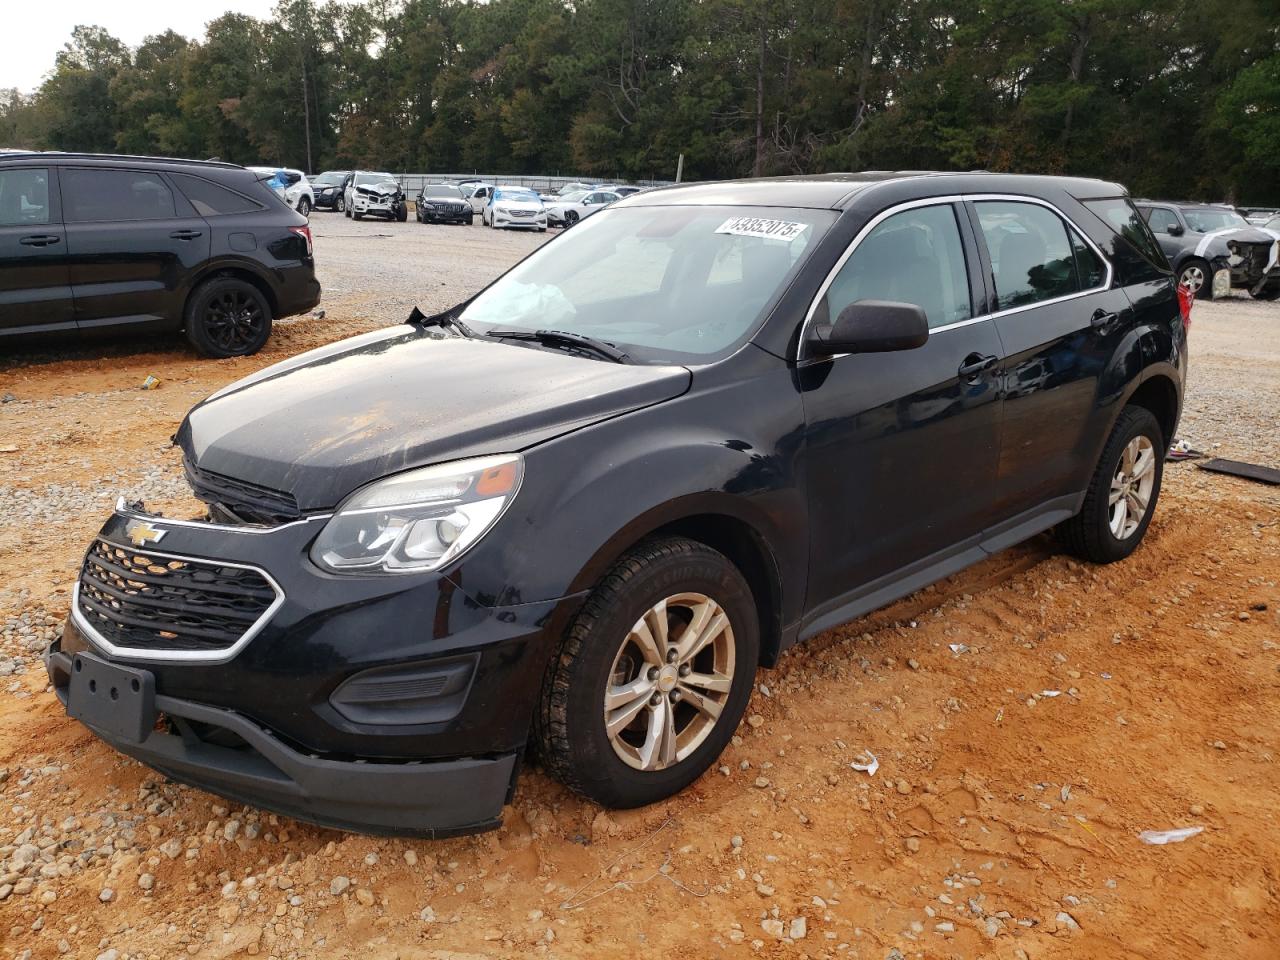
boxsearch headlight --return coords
[311,455,523,574]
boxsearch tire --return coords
[1058,406,1164,564]
[338,197,347,215]
[564,209,580,227]
[1250,284,1280,301]
[353,211,363,221]
[1177,258,1212,301]
[183,276,273,358]
[535,537,759,809]
[297,197,311,217]
[467,214,474,226]
[395,204,408,223]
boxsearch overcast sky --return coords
[3,0,282,93]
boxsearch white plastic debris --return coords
[1138,826,1203,845]
[948,643,969,654]
[850,750,879,777]
[1041,690,1062,698]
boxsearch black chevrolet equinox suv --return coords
[46,172,1186,837]
[0,153,320,356]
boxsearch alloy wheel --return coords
[1109,435,1156,539]
[603,593,735,772]
[203,290,266,355]
[1179,264,1205,295]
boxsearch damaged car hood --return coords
[176,325,691,511]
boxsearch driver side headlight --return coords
[310,455,523,574]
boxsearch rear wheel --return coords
[1058,406,1164,564]
[1178,258,1212,300]
[297,197,311,217]
[184,277,272,358]
[535,538,759,808]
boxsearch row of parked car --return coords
[279,168,646,230]
[1133,199,1280,300]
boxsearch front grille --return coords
[77,540,278,654]
[510,209,535,218]
[184,459,299,525]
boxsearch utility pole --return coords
[675,153,684,183]
[298,3,313,172]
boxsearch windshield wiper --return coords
[486,329,630,363]
[407,306,476,338]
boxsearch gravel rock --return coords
[98,887,114,903]
[330,876,351,896]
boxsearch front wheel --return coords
[466,213,475,226]
[564,209,580,227]
[1250,284,1280,301]
[395,204,408,223]
[1178,258,1212,301]
[535,538,759,809]
[184,276,273,358]
[1058,406,1164,564]
[338,197,347,215]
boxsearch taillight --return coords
[1176,282,1192,331]
[289,225,313,258]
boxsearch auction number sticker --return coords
[715,216,808,242]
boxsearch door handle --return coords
[958,353,998,378]
[169,229,203,240]
[1090,308,1119,331]
[19,235,60,246]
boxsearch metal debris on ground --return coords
[140,375,161,390]
[1138,826,1204,845]
[1197,458,1280,485]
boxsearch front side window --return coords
[976,201,1083,310]
[459,205,835,362]
[63,169,176,222]
[1145,207,1179,234]
[0,168,50,225]
[822,203,971,331]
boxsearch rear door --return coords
[0,164,74,335]
[800,200,1005,625]
[967,197,1133,537]
[61,167,211,331]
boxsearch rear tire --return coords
[297,197,311,217]
[1058,406,1164,564]
[535,538,759,809]
[184,277,273,358]
[1178,258,1212,301]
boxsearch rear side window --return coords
[1083,197,1169,281]
[171,174,264,216]
[0,168,51,225]
[63,169,176,222]
[975,201,1088,309]
[823,203,971,330]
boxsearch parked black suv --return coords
[1135,199,1280,300]
[310,169,353,212]
[0,153,321,356]
[46,172,1185,837]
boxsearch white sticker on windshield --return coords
[715,216,808,242]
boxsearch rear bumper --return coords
[46,645,518,837]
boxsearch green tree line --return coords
[1,0,1277,203]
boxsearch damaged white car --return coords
[344,172,408,222]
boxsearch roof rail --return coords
[0,151,243,169]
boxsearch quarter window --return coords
[975,201,1085,309]
[0,168,51,225]
[63,169,177,222]
[1083,197,1168,279]
[821,203,971,330]
[171,174,263,216]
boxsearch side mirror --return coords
[1167,223,1184,237]
[808,300,930,356]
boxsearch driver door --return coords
[799,201,1005,633]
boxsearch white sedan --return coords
[545,189,621,227]
[483,187,548,231]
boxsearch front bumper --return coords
[49,504,584,836]
[353,197,401,217]
[46,645,517,837]
[493,211,548,229]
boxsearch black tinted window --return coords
[825,203,971,330]
[976,201,1078,309]
[63,169,176,222]
[0,168,51,225]
[1083,198,1168,282]
[1071,231,1106,289]
[171,174,263,216]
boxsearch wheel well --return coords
[1127,376,1178,446]
[187,268,279,323]
[645,514,785,668]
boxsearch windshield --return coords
[314,171,347,185]
[558,191,588,203]
[459,205,835,363]
[424,185,462,198]
[1183,208,1247,232]
[356,172,395,186]
[495,189,539,203]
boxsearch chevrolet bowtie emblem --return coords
[125,520,167,547]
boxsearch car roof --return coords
[0,150,243,171]
[622,171,1128,211]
